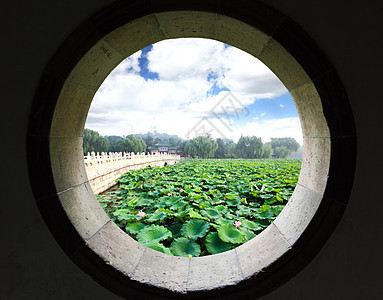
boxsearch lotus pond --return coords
[97,159,301,257]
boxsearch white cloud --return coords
[86,38,300,143]
[147,38,227,81]
[261,112,266,117]
[146,38,287,99]
[228,117,303,145]
[280,104,285,108]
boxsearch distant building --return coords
[148,143,179,155]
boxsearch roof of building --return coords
[148,144,179,151]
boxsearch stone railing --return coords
[84,151,180,194]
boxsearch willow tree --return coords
[83,128,110,155]
[184,136,218,158]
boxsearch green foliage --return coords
[214,138,236,158]
[184,136,218,158]
[83,128,110,155]
[235,136,263,159]
[262,143,273,158]
[112,135,147,153]
[125,222,148,234]
[205,232,233,254]
[270,137,300,157]
[180,219,210,241]
[136,224,172,245]
[170,238,201,257]
[145,240,172,255]
[98,159,301,257]
[273,146,289,158]
[217,224,245,244]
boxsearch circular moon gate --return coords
[27,1,356,299]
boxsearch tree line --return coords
[82,128,185,155]
[183,136,300,159]
[83,129,147,155]
[83,128,300,159]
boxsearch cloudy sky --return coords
[85,38,302,144]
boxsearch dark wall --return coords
[1,0,382,298]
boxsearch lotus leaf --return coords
[125,222,148,234]
[225,192,239,200]
[241,227,257,242]
[146,209,172,222]
[217,224,245,244]
[187,209,205,220]
[240,219,263,231]
[200,208,221,219]
[180,219,210,241]
[136,225,172,245]
[134,198,152,207]
[225,198,241,206]
[144,240,172,255]
[170,237,201,257]
[205,232,233,255]
[168,223,183,239]
[113,209,139,222]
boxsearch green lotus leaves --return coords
[113,209,139,222]
[181,219,210,241]
[224,192,239,200]
[136,225,172,245]
[168,223,183,239]
[164,196,181,206]
[200,208,221,219]
[214,205,229,213]
[144,240,172,255]
[271,205,285,216]
[205,232,233,255]
[225,198,241,206]
[241,227,257,242]
[240,219,263,232]
[214,218,233,226]
[169,200,187,211]
[98,159,301,257]
[170,237,201,257]
[146,209,173,222]
[217,224,245,244]
[133,198,152,207]
[125,222,148,234]
[210,197,225,205]
[187,209,205,220]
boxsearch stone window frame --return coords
[27,1,356,298]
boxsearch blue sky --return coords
[86,38,302,144]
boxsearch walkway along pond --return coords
[85,151,180,194]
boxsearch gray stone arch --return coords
[27,1,356,298]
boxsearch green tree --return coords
[227,143,238,158]
[107,135,123,152]
[168,137,179,148]
[112,135,147,153]
[214,138,235,158]
[273,146,289,158]
[143,135,156,152]
[262,143,273,158]
[83,128,110,155]
[144,135,154,147]
[184,136,218,158]
[270,137,300,157]
[153,137,162,145]
[178,140,187,154]
[235,136,263,159]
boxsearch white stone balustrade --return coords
[84,151,180,194]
